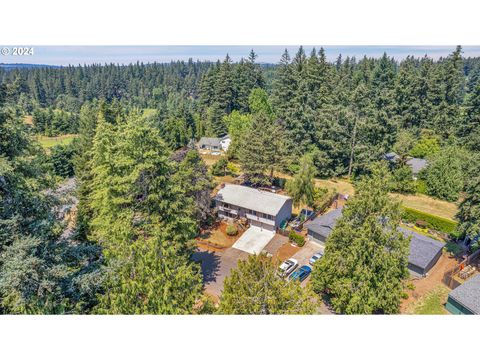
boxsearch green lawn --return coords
[37,134,78,148]
[411,286,450,315]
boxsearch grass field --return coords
[201,154,458,220]
[391,193,458,220]
[36,134,78,148]
[408,285,450,315]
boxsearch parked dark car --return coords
[289,265,312,282]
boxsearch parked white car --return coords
[278,258,298,277]
[309,252,324,266]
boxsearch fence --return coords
[443,248,480,289]
[276,192,339,237]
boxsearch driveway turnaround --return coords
[193,247,249,298]
[293,240,325,266]
[232,226,275,254]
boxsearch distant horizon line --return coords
[1,45,480,66]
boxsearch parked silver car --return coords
[309,251,324,266]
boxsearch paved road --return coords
[193,247,249,298]
[292,240,324,267]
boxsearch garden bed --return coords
[196,221,244,249]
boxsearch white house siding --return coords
[216,200,284,231]
[220,138,231,152]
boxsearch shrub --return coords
[289,231,305,247]
[226,224,238,236]
[415,179,427,194]
[406,282,415,291]
[410,133,441,159]
[211,158,228,176]
[402,207,458,235]
[390,165,415,194]
[444,242,464,256]
[226,162,239,175]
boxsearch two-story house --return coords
[215,184,292,232]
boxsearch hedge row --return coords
[402,207,458,235]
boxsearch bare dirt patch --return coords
[400,253,458,313]
[24,115,34,125]
[276,242,301,261]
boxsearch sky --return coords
[1,46,480,66]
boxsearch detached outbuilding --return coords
[445,274,480,315]
[305,208,343,245]
[305,209,444,277]
[399,228,445,277]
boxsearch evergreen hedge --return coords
[402,207,458,235]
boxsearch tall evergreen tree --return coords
[311,164,410,314]
[89,114,202,314]
[218,254,316,315]
[457,160,480,241]
[238,112,289,186]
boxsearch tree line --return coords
[1,47,480,314]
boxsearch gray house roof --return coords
[305,208,343,239]
[215,184,291,216]
[307,210,444,271]
[198,137,221,148]
[399,228,445,270]
[448,274,480,314]
[383,152,428,174]
[406,158,428,175]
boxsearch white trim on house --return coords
[215,184,292,231]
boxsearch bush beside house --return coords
[289,231,305,247]
[226,224,238,236]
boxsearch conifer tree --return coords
[457,160,480,241]
[458,81,480,152]
[311,164,410,314]
[238,112,289,186]
[89,114,202,314]
[218,254,316,315]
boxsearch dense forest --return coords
[1,46,480,314]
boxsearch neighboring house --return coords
[215,184,292,232]
[197,137,221,151]
[305,208,343,245]
[399,228,445,277]
[305,209,445,276]
[383,152,428,176]
[219,135,231,152]
[197,135,231,152]
[445,274,480,315]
